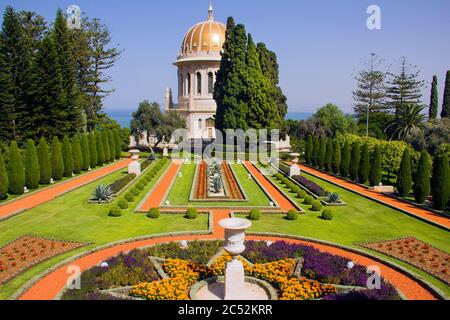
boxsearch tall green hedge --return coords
[359,143,370,184]
[51,136,64,181]
[108,130,116,160]
[325,138,333,172]
[312,136,319,167]
[24,139,40,190]
[37,137,52,185]
[413,150,431,204]
[102,131,111,163]
[7,141,25,195]
[72,134,82,174]
[397,149,412,197]
[340,141,351,178]
[431,153,450,210]
[113,129,121,159]
[0,152,8,200]
[62,135,74,177]
[349,142,360,181]
[80,134,90,171]
[332,139,341,174]
[96,132,105,166]
[305,135,313,164]
[319,136,326,169]
[89,132,98,169]
[369,146,382,187]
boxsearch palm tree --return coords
[386,104,426,140]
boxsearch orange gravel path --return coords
[297,164,450,229]
[0,159,131,220]
[17,160,438,300]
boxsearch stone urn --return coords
[128,149,141,176]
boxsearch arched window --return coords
[208,72,214,94]
[196,72,202,95]
[198,119,203,129]
[206,118,215,128]
[186,73,191,95]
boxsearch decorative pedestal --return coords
[128,149,141,176]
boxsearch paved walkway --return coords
[0,159,132,221]
[297,164,450,229]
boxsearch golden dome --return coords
[180,5,226,57]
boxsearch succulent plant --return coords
[92,185,114,203]
[327,192,341,203]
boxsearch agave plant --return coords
[327,192,341,203]
[92,185,114,203]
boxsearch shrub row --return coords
[292,175,327,197]
[146,207,199,220]
[109,173,136,194]
[140,159,153,171]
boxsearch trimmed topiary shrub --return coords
[7,141,25,195]
[71,134,82,175]
[108,205,122,217]
[413,150,431,204]
[297,189,307,199]
[185,208,198,220]
[321,209,334,221]
[131,187,140,196]
[286,210,300,221]
[88,132,98,169]
[24,139,40,190]
[359,143,370,184]
[124,192,134,203]
[369,146,382,187]
[117,198,128,209]
[431,153,450,211]
[0,152,8,200]
[311,200,323,212]
[397,148,412,197]
[51,136,64,181]
[136,182,145,190]
[248,209,261,221]
[37,137,51,185]
[147,208,160,219]
[304,195,314,205]
[61,135,74,178]
[80,134,90,171]
[96,132,105,166]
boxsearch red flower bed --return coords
[0,236,86,285]
[222,162,244,200]
[362,237,450,285]
[194,162,207,199]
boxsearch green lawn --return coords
[0,160,208,299]
[165,163,272,207]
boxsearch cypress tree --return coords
[325,138,334,172]
[108,130,116,160]
[350,142,360,181]
[340,141,351,178]
[7,141,24,195]
[102,131,111,163]
[61,135,73,177]
[37,137,51,184]
[24,139,40,189]
[332,139,341,174]
[442,71,450,118]
[51,136,64,181]
[429,75,438,120]
[359,143,370,184]
[0,152,8,200]
[431,153,450,210]
[96,132,105,166]
[71,134,82,174]
[89,132,98,169]
[113,129,121,159]
[369,146,382,186]
[319,136,326,170]
[397,149,412,197]
[413,150,431,204]
[312,136,320,166]
[305,135,313,164]
[80,134,90,171]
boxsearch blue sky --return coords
[1,0,449,115]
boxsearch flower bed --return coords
[292,175,327,197]
[362,237,450,285]
[222,162,245,200]
[108,173,136,195]
[0,236,86,285]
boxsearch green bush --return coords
[321,209,334,221]
[311,200,323,212]
[136,182,145,190]
[147,208,160,219]
[37,137,51,184]
[304,195,314,205]
[248,209,261,221]
[7,141,25,195]
[108,205,122,217]
[24,139,40,190]
[286,210,300,221]
[61,135,74,178]
[297,189,307,199]
[51,136,64,181]
[124,192,134,203]
[431,153,450,210]
[131,187,140,196]
[0,153,8,200]
[71,134,82,175]
[185,208,198,220]
[397,149,412,197]
[117,198,128,209]
[80,134,90,171]
[413,150,431,204]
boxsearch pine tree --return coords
[350,142,360,181]
[312,136,320,166]
[61,135,74,177]
[96,132,105,166]
[429,75,438,120]
[7,141,24,195]
[80,134,90,171]
[442,71,450,118]
[369,146,382,186]
[24,139,40,189]
[340,141,351,178]
[51,136,64,181]
[107,130,116,160]
[397,149,412,197]
[359,143,370,184]
[37,137,51,184]
[319,136,326,170]
[102,131,111,163]
[325,138,334,172]
[431,153,450,210]
[113,129,121,159]
[89,132,98,169]
[413,150,431,204]
[0,152,8,200]
[71,134,82,174]
[305,135,313,164]
[332,139,341,174]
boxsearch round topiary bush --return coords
[185,208,198,220]
[292,186,301,194]
[322,209,334,221]
[286,210,300,221]
[311,200,323,212]
[147,208,160,219]
[131,187,140,196]
[297,189,307,199]
[117,198,128,209]
[248,209,261,221]
[108,205,122,217]
[124,192,134,202]
[304,195,314,205]
[136,182,145,190]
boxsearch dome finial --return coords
[208,2,214,20]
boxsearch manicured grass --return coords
[0,160,208,299]
[165,163,272,207]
